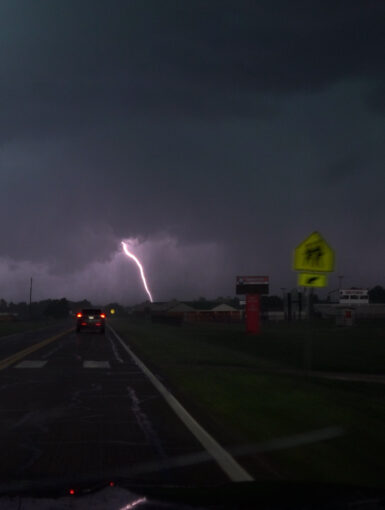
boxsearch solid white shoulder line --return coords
[108,325,253,482]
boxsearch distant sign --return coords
[298,272,328,288]
[236,275,269,295]
[293,231,334,273]
[339,289,369,305]
[339,289,367,296]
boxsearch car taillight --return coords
[100,313,106,319]
[76,313,82,318]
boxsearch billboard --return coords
[236,275,269,295]
[339,289,369,305]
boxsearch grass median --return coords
[0,319,62,339]
[112,318,385,488]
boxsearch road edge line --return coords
[108,325,254,482]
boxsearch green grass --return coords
[0,319,59,338]
[114,318,385,374]
[253,320,385,373]
[111,318,385,488]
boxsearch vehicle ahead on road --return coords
[76,309,106,334]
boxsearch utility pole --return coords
[280,288,286,320]
[338,275,344,290]
[307,287,314,319]
[29,277,33,317]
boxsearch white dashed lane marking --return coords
[15,360,48,369]
[83,361,110,369]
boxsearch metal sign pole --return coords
[287,292,292,322]
[308,287,314,319]
[298,291,302,320]
[29,277,33,318]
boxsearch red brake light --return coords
[69,489,75,495]
[100,313,106,319]
[76,313,82,318]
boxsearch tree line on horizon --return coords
[0,298,125,319]
[1,286,385,319]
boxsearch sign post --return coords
[246,294,260,334]
[236,276,269,335]
[292,232,335,372]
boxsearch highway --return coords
[0,321,229,488]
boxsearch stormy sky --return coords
[0,0,384,304]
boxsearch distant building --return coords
[0,312,18,321]
[189,303,243,323]
[131,300,179,312]
[166,303,197,322]
[130,300,243,323]
[339,289,369,305]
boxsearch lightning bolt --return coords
[121,241,154,303]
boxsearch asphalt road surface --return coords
[0,322,228,488]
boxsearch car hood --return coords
[0,479,384,510]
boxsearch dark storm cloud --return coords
[0,0,384,301]
[324,153,364,184]
[1,0,384,135]
[0,0,383,145]
[366,81,385,116]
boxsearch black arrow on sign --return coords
[307,276,319,284]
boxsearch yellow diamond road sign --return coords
[293,231,335,273]
[298,272,328,287]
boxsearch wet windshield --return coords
[0,0,384,503]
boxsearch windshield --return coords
[0,0,384,503]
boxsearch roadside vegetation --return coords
[111,317,385,488]
[0,318,62,338]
